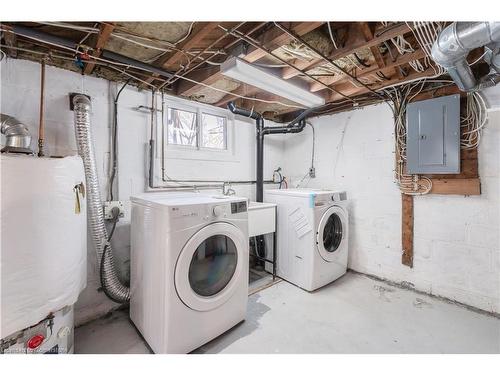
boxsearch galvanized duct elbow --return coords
[1,114,33,154]
[72,95,130,303]
[431,22,500,91]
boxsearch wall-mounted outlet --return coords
[103,201,125,220]
[309,167,316,178]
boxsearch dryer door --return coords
[316,205,347,262]
[175,222,247,312]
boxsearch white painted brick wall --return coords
[282,99,500,314]
[2,57,499,319]
[1,58,285,324]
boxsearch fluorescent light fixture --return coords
[220,57,325,108]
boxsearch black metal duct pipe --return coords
[227,102,309,202]
[9,25,174,80]
[101,50,174,79]
[227,102,262,120]
[11,24,77,50]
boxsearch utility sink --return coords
[248,201,277,237]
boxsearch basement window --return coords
[167,108,198,147]
[166,108,228,151]
[201,113,227,150]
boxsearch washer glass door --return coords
[175,222,247,311]
[316,206,347,262]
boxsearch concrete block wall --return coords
[282,99,500,314]
[2,57,499,321]
[1,58,285,324]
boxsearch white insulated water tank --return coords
[0,154,87,340]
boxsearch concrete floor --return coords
[75,272,500,354]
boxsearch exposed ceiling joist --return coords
[327,67,437,102]
[282,58,315,79]
[175,22,323,97]
[214,85,260,107]
[141,22,220,87]
[161,22,220,68]
[272,22,386,103]
[358,22,386,69]
[3,31,18,58]
[2,21,457,121]
[309,48,426,92]
[84,22,115,75]
[244,22,323,62]
[281,23,411,81]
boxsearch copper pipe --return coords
[38,59,45,157]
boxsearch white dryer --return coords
[264,189,348,291]
[130,192,249,353]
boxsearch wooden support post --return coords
[38,60,46,157]
[401,193,414,267]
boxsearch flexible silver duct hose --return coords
[1,114,33,153]
[431,22,500,91]
[73,95,130,303]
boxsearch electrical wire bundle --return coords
[379,22,443,75]
[409,22,447,76]
[461,92,488,149]
[386,82,433,195]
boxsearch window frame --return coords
[199,111,228,151]
[161,96,234,161]
[166,106,199,149]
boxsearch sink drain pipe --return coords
[227,102,310,202]
[227,102,311,261]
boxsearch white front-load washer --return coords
[264,189,348,291]
[130,192,249,353]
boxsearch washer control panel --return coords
[231,201,247,214]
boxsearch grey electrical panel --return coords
[406,94,460,174]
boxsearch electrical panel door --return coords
[406,94,460,174]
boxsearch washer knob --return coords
[212,205,224,217]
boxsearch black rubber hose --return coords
[109,79,131,201]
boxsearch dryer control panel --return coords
[314,191,347,206]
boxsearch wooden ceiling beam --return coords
[281,23,412,81]
[280,23,355,80]
[328,66,438,102]
[244,22,323,62]
[358,22,386,69]
[160,22,220,69]
[141,22,220,87]
[175,22,324,97]
[84,22,115,75]
[3,31,18,57]
[309,48,426,92]
[214,85,260,108]
[282,58,316,79]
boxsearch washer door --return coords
[316,205,347,262]
[175,222,246,312]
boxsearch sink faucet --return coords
[222,182,236,196]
